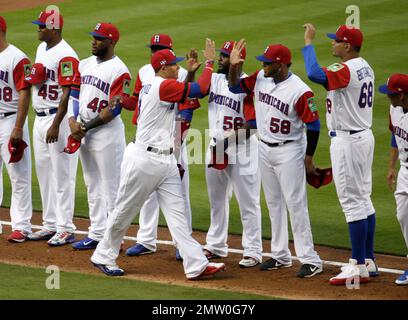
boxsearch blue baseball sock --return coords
[348,218,368,264]
[366,213,376,260]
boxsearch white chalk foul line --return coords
[0,220,404,275]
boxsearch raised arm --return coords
[228,39,246,89]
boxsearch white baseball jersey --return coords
[136,77,180,150]
[390,105,408,168]
[208,73,255,141]
[240,70,319,143]
[32,39,79,112]
[323,57,375,131]
[77,56,131,122]
[0,44,31,113]
[390,105,408,253]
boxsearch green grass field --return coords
[0,263,272,299]
[1,0,408,259]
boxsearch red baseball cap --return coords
[32,10,64,30]
[8,139,28,164]
[63,135,81,154]
[25,63,47,85]
[148,34,173,49]
[256,44,291,64]
[217,41,246,59]
[0,16,7,32]
[379,73,408,95]
[89,22,120,42]
[327,25,363,47]
[151,49,184,70]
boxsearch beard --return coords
[93,45,109,58]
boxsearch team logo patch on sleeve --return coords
[307,97,317,112]
[123,79,131,95]
[24,64,31,77]
[326,63,344,72]
[61,61,74,77]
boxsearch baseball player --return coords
[229,41,323,278]
[91,40,226,279]
[26,10,79,246]
[379,73,408,285]
[125,34,197,260]
[0,16,33,242]
[303,24,378,285]
[67,22,131,250]
[202,41,263,268]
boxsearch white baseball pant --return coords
[330,129,375,223]
[259,139,322,268]
[204,139,262,261]
[395,166,408,251]
[91,141,208,278]
[136,142,191,251]
[0,114,32,233]
[80,118,126,241]
[33,114,78,233]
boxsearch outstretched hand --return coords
[303,23,316,45]
[186,49,202,73]
[230,39,246,67]
[203,38,216,62]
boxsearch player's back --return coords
[136,76,177,150]
[327,57,375,131]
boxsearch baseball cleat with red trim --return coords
[7,230,29,243]
[190,262,226,280]
[329,259,370,285]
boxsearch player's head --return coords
[0,16,7,37]
[88,22,120,58]
[379,73,408,108]
[216,41,246,74]
[151,49,184,79]
[148,34,173,55]
[32,10,64,42]
[327,25,363,58]
[256,44,291,78]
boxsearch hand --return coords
[230,39,246,67]
[177,163,185,180]
[9,127,23,146]
[108,95,122,110]
[185,49,202,73]
[46,124,60,143]
[69,119,86,141]
[203,38,216,62]
[305,155,318,176]
[303,23,316,46]
[387,167,397,191]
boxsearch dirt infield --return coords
[0,209,407,300]
[0,0,66,13]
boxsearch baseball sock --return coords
[365,213,376,260]
[348,218,368,264]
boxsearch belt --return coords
[35,108,58,117]
[329,129,365,137]
[146,146,173,155]
[0,112,17,119]
[261,139,293,147]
